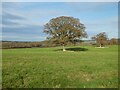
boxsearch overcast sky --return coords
[2,2,118,41]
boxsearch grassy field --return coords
[2,45,118,88]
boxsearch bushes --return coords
[1,41,42,49]
[1,39,119,49]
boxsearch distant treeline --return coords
[1,40,61,49]
[1,40,88,49]
[1,41,41,49]
[1,38,119,49]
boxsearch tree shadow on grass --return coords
[56,47,88,52]
[66,47,88,51]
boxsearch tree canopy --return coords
[109,38,118,45]
[91,32,108,47]
[44,16,87,50]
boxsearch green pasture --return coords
[2,45,118,88]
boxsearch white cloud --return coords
[84,16,118,39]
[2,34,46,41]
[2,2,118,41]
[2,3,68,28]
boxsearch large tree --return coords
[91,32,108,47]
[44,16,87,51]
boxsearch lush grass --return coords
[2,45,118,88]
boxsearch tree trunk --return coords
[62,44,66,51]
